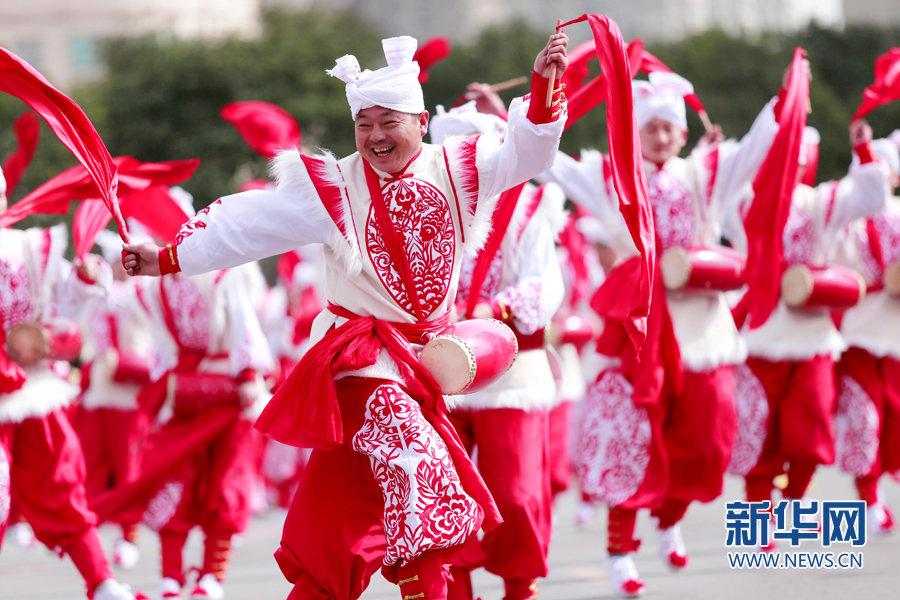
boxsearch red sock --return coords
[607,507,640,555]
[160,529,189,585]
[784,462,816,499]
[446,566,473,600]
[64,528,113,596]
[203,530,233,582]
[503,578,539,600]
[745,475,774,504]
[121,523,139,544]
[855,474,880,505]
[651,498,691,529]
[396,554,447,600]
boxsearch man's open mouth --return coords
[371,146,395,158]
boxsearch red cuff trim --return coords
[526,72,565,125]
[237,368,257,383]
[75,269,97,285]
[773,88,787,122]
[491,300,512,323]
[159,244,181,275]
[854,142,876,165]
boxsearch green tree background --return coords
[0,9,899,237]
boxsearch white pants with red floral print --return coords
[351,383,482,567]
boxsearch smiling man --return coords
[123,33,567,600]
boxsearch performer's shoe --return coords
[502,578,539,600]
[6,522,36,549]
[190,573,224,600]
[158,577,182,599]
[575,501,596,527]
[867,502,896,534]
[604,555,645,598]
[657,525,688,570]
[114,539,141,570]
[92,578,148,600]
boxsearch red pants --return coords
[548,401,571,499]
[448,407,552,583]
[276,378,481,600]
[836,348,900,502]
[73,407,148,528]
[0,410,113,593]
[744,355,836,502]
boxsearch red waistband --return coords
[327,302,451,345]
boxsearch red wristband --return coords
[237,368,257,383]
[854,142,875,165]
[773,88,787,122]
[526,72,565,125]
[159,244,181,275]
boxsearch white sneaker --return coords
[114,539,141,570]
[159,577,182,599]
[604,554,645,598]
[575,501,596,527]
[657,524,688,570]
[190,573,224,600]
[867,502,896,534]
[93,579,138,600]
[7,522,36,549]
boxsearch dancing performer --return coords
[122,33,568,600]
[828,133,900,532]
[0,181,144,600]
[540,67,787,595]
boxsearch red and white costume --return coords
[131,263,272,596]
[447,182,566,600]
[538,87,780,558]
[0,224,132,599]
[831,139,900,529]
[156,34,566,599]
[730,140,890,506]
[73,247,155,560]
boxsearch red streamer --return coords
[413,37,452,84]
[220,101,301,160]
[2,111,40,196]
[852,47,900,121]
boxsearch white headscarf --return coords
[327,36,425,121]
[871,138,900,175]
[632,72,694,130]
[0,165,6,195]
[428,101,508,145]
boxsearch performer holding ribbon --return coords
[123,32,568,600]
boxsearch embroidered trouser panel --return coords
[277,378,481,600]
[548,401,571,498]
[0,410,112,593]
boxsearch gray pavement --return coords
[1,466,898,599]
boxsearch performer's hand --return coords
[472,302,494,320]
[849,119,873,148]
[534,31,569,79]
[782,58,811,90]
[73,255,100,284]
[238,379,260,408]
[465,83,508,118]
[698,124,725,147]
[122,242,162,277]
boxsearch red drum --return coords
[549,315,595,350]
[660,246,746,292]
[884,262,900,297]
[112,351,152,385]
[168,372,241,416]
[6,318,82,367]
[419,319,518,395]
[781,265,866,309]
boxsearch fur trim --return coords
[744,332,846,362]
[444,136,500,256]
[681,338,748,372]
[270,149,362,276]
[742,302,847,361]
[0,368,78,423]
[841,334,900,361]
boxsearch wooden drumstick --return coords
[489,76,528,93]
[546,20,564,109]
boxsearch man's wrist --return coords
[526,72,565,125]
[853,142,875,165]
[159,244,181,275]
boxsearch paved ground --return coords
[1,465,897,600]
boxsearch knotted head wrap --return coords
[632,71,694,130]
[327,36,425,121]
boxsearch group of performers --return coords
[0,13,898,600]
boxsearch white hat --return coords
[871,138,900,175]
[428,101,507,145]
[327,36,425,121]
[632,72,694,130]
[0,165,6,195]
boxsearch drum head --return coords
[660,247,691,290]
[6,322,49,367]
[885,262,900,296]
[420,335,476,395]
[781,265,813,307]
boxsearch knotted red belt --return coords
[254,302,502,530]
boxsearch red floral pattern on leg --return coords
[351,383,482,566]
[835,374,880,477]
[728,364,770,476]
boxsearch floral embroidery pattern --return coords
[0,445,10,531]
[352,383,481,566]
[782,206,815,267]
[366,178,455,321]
[727,364,769,476]
[496,279,544,335]
[835,374,879,477]
[0,252,34,333]
[174,199,220,245]
[165,277,210,354]
[142,481,184,531]
[648,169,694,251]
[575,371,651,507]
